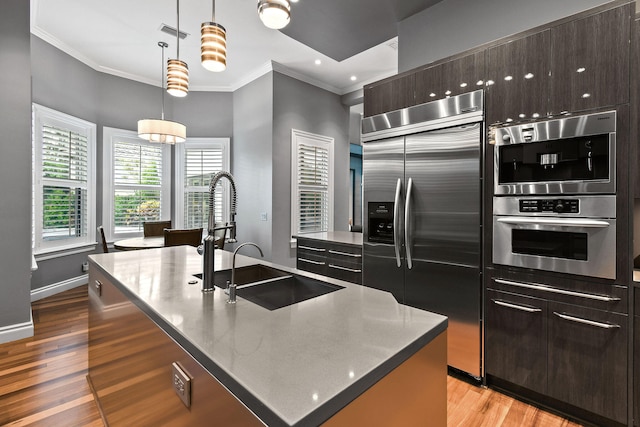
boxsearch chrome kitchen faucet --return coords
[201,171,237,292]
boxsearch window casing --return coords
[32,104,96,255]
[175,138,230,230]
[102,127,170,241]
[291,129,334,240]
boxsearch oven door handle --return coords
[496,217,611,228]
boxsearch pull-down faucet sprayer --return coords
[201,171,237,292]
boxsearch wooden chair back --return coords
[98,226,108,253]
[143,220,172,237]
[163,228,203,247]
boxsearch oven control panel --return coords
[519,199,579,214]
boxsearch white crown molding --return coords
[271,62,342,95]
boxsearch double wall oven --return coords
[492,110,617,279]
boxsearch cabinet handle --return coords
[94,280,102,297]
[298,245,325,252]
[329,264,362,273]
[298,258,325,265]
[492,299,542,313]
[493,278,621,302]
[328,249,362,258]
[553,312,620,329]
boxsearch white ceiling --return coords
[30,0,403,95]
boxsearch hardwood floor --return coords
[0,286,583,427]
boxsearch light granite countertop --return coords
[295,231,363,246]
[89,246,446,426]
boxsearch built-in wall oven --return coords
[492,111,617,279]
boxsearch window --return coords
[291,129,334,240]
[32,104,96,255]
[102,127,170,240]
[175,138,230,230]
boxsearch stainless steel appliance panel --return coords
[493,195,616,279]
[404,124,482,377]
[404,124,481,267]
[493,110,616,195]
[363,137,405,301]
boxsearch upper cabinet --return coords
[414,51,485,105]
[549,4,631,115]
[363,73,415,117]
[485,30,550,125]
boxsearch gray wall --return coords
[398,0,613,72]
[231,73,274,261]
[0,0,32,337]
[272,72,350,267]
[30,36,233,291]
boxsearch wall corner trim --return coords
[0,314,34,345]
[31,274,88,302]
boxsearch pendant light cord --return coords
[159,41,168,120]
[176,0,180,60]
[212,0,216,21]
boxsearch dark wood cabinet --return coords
[363,73,415,117]
[486,272,629,425]
[549,4,631,115]
[485,289,547,394]
[297,237,362,284]
[414,51,485,105]
[547,302,628,425]
[485,30,550,125]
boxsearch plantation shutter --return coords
[296,143,330,234]
[113,141,164,233]
[41,125,89,240]
[183,147,225,229]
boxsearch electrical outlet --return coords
[260,212,268,221]
[172,362,191,408]
[82,262,89,272]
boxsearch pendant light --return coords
[258,0,291,30]
[201,0,227,72]
[167,0,189,97]
[137,41,186,144]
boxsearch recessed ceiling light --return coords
[577,67,586,73]
[460,82,467,88]
[314,59,321,65]
[524,73,534,79]
[504,75,513,81]
[350,75,357,81]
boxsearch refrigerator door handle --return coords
[393,178,402,267]
[404,177,413,269]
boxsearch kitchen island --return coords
[87,246,447,426]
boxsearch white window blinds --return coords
[175,139,230,230]
[33,104,96,254]
[113,141,164,233]
[291,130,334,237]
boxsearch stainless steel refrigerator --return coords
[361,90,483,378]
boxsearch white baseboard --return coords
[0,313,34,345]
[30,274,88,302]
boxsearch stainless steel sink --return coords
[193,264,290,287]
[235,274,344,311]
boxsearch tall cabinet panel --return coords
[363,74,415,117]
[550,4,631,114]
[414,52,485,105]
[635,288,639,427]
[485,31,550,125]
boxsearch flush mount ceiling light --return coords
[201,0,227,72]
[138,41,186,144]
[167,0,189,97]
[258,0,291,30]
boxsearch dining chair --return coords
[143,220,172,237]
[163,228,204,247]
[97,226,109,253]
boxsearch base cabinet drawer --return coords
[296,238,362,284]
[485,289,547,395]
[547,303,628,425]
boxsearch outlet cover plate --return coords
[172,362,191,408]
